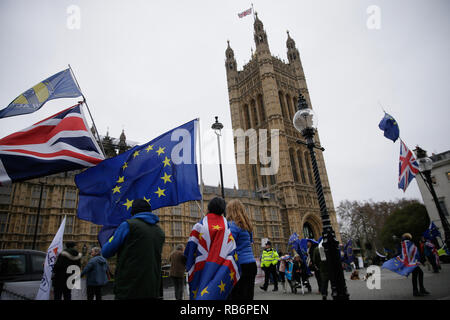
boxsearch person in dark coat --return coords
[52,241,82,300]
[312,240,329,300]
[307,239,321,294]
[102,199,165,299]
[81,247,109,300]
[169,244,187,300]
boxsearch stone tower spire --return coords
[253,13,270,55]
[225,40,238,83]
[118,129,128,154]
[286,31,307,90]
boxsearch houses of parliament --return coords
[0,14,340,263]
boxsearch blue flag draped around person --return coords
[75,119,202,244]
[382,237,420,277]
[0,69,82,119]
[0,103,104,185]
[184,206,240,300]
[378,112,400,142]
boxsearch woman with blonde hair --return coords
[226,199,257,300]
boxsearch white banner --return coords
[35,216,66,300]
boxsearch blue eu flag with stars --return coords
[378,112,400,142]
[75,119,202,227]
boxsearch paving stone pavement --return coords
[103,264,450,300]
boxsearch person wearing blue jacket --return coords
[226,199,257,300]
[101,199,165,299]
[81,247,108,300]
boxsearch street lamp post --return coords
[293,93,349,300]
[415,146,450,250]
[212,116,225,199]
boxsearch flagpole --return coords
[67,64,106,157]
[252,3,256,20]
[196,118,205,217]
[32,182,44,250]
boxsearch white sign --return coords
[35,216,66,300]
[261,238,269,248]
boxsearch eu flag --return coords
[0,69,82,119]
[75,119,202,227]
[423,221,441,240]
[378,112,400,142]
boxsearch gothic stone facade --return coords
[0,131,281,264]
[225,14,340,243]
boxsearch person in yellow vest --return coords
[260,241,280,292]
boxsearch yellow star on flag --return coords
[155,187,166,198]
[218,281,226,294]
[116,176,125,184]
[199,233,204,240]
[200,287,209,297]
[192,288,198,299]
[156,147,165,156]
[112,186,121,194]
[234,252,238,261]
[229,271,235,281]
[145,145,154,152]
[143,196,151,204]
[123,199,134,210]
[163,156,171,167]
[133,150,140,158]
[122,162,128,170]
[161,172,172,184]
[212,225,221,231]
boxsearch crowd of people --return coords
[49,196,444,300]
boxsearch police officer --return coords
[260,241,280,292]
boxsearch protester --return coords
[260,241,279,292]
[278,253,289,293]
[52,241,82,300]
[184,197,239,300]
[102,199,165,299]
[80,247,108,300]
[312,239,330,300]
[402,233,430,297]
[169,244,187,300]
[306,239,321,294]
[226,199,257,300]
[421,236,440,273]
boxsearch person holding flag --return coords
[101,199,165,299]
[382,233,430,297]
[184,197,240,300]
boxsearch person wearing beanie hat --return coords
[101,199,165,299]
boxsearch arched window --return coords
[251,99,258,127]
[251,164,259,190]
[244,104,251,129]
[278,91,286,118]
[304,151,314,185]
[285,94,293,120]
[303,222,315,239]
[289,149,298,182]
[257,94,266,122]
[296,150,306,184]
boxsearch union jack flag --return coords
[238,8,252,18]
[398,140,419,192]
[0,103,104,185]
[382,240,420,276]
[184,213,240,300]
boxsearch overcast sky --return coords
[1,0,449,207]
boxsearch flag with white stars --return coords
[75,119,201,227]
